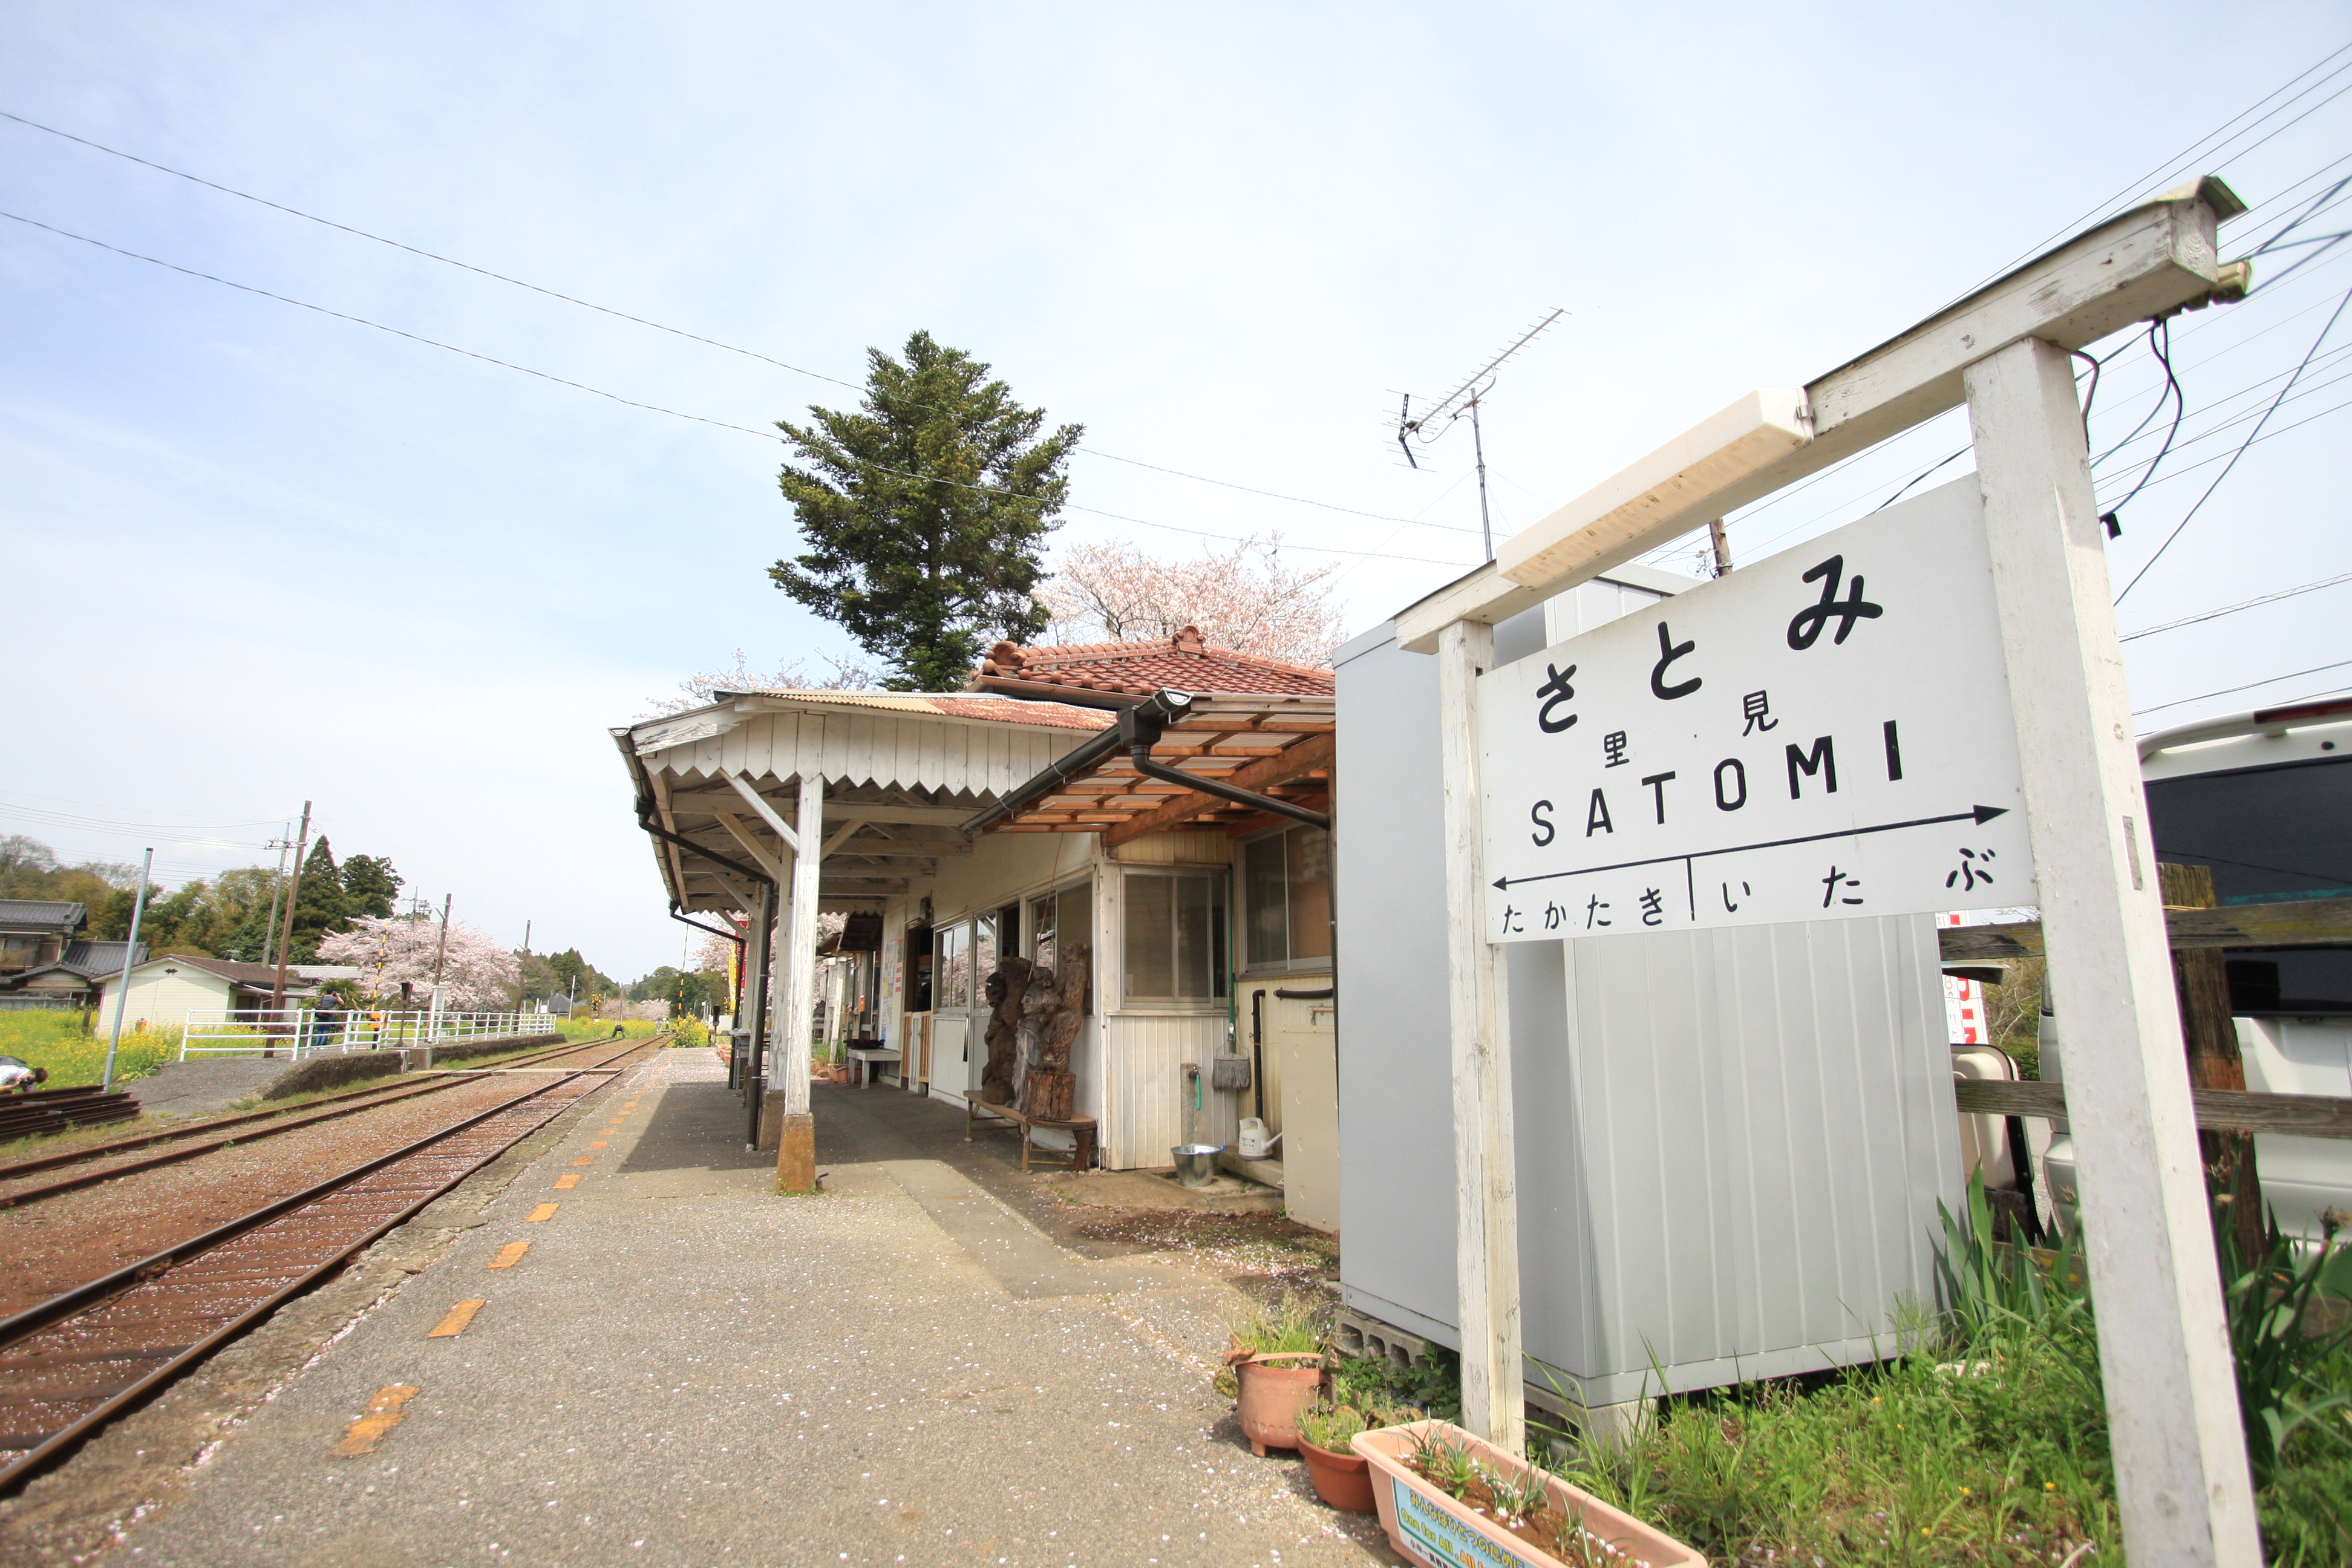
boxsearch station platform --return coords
[114,1048,1394,1567]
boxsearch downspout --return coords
[1119,693,1331,831]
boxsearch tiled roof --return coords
[144,955,317,990]
[965,627,1334,701]
[0,900,88,932]
[721,690,1114,733]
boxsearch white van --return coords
[2038,697,2352,1241]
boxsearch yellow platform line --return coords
[486,1241,531,1270]
[331,1384,419,1455]
[428,1299,486,1339]
[553,1174,581,1190]
[526,1202,560,1221]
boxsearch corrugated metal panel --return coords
[1103,1014,1226,1169]
[1108,833,1233,865]
[1336,580,1962,1408]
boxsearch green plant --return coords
[2221,1206,2352,1487]
[1298,1403,1368,1452]
[1226,1290,1326,1357]
[1481,1455,1553,1524]
[1333,1345,1460,1422]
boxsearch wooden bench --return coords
[964,1097,1099,1172]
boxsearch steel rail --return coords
[0,1035,638,1205]
[0,1034,659,1491]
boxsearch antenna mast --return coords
[1395,307,1565,561]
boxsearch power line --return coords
[0,107,1466,537]
[2119,570,2352,641]
[2115,281,2352,601]
[1,208,1482,572]
[2133,665,2352,717]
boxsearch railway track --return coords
[0,1031,659,1207]
[0,1033,662,1492]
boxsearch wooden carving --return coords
[979,956,1031,1106]
[1017,943,1088,1122]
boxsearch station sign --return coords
[1478,476,2035,942]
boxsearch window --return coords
[1029,880,1093,980]
[935,922,971,1010]
[1122,870,1227,1005]
[1243,825,1333,972]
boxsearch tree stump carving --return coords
[1016,943,1088,1122]
[979,956,1032,1106]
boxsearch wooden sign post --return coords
[1411,178,2258,1560]
[1965,338,2257,1562]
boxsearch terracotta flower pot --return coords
[1351,1420,1704,1568]
[1229,1348,1324,1457]
[1298,1435,1376,1514]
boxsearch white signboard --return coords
[1478,476,2034,941]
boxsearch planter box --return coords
[1350,1421,1701,1568]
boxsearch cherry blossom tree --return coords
[318,915,521,1010]
[642,650,877,717]
[1041,536,1348,665]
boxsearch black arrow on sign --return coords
[1492,805,2010,890]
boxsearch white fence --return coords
[177,1008,561,1060]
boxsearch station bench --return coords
[963,1096,1098,1172]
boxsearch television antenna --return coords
[1395,308,1565,561]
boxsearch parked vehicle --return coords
[2039,697,2352,1241]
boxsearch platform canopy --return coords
[614,690,1111,913]
[963,691,1333,844]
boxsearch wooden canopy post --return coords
[741,880,775,1148]
[776,773,825,1192]
[1437,618,1524,1450]
[1965,336,2257,1564]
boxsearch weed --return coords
[1298,1403,1368,1452]
[1332,1345,1460,1422]
[1225,1290,1325,1356]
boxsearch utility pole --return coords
[520,918,532,1012]
[260,822,292,967]
[1468,389,1495,561]
[267,801,313,1013]
[1707,518,1733,577]
[100,849,154,1092]
[430,893,453,1028]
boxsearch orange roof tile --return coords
[965,626,1333,700]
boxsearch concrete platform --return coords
[1047,1167,1287,1215]
[117,1050,1396,1567]
[121,1056,313,1119]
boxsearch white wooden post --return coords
[1965,335,2259,1566]
[776,772,825,1191]
[1438,618,1526,1449]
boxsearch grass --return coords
[1226,1289,1328,1356]
[1330,1178,2352,1563]
[0,1010,181,1088]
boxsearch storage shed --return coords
[1333,566,1960,1416]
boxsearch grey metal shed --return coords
[1332,567,1961,1414]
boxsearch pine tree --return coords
[769,331,1082,690]
[289,838,348,962]
[341,854,402,920]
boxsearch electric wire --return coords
[2132,667,2352,718]
[2118,570,2352,642]
[0,108,1467,538]
[0,209,1480,570]
[2114,281,2352,602]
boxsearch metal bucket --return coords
[1172,1143,1224,1187]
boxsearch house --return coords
[613,629,1342,1229]
[0,900,151,1012]
[94,956,320,1035]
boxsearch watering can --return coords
[1237,1116,1282,1160]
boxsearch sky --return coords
[4,3,2346,978]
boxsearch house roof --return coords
[139,955,318,992]
[0,900,88,933]
[711,689,1112,732]
[965,627,1334,704]
[970,691,1335,842]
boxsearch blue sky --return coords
[5,3,2345,976]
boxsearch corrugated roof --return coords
[720,689,1114,732]
[0,900,88,930]
[966,628,1334,701]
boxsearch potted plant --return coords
[1223,1293,1327,1457]
[1296,1403,1380,1514]
[1351,1419,1702,1568]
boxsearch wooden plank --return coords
[1955,1079,2352,1140]
[1939,897,2352,959]
[1102,732,1338,848]
[1394,191,2232,654]
[1967,333,2255,1561]
[1438,619,1523,1450]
